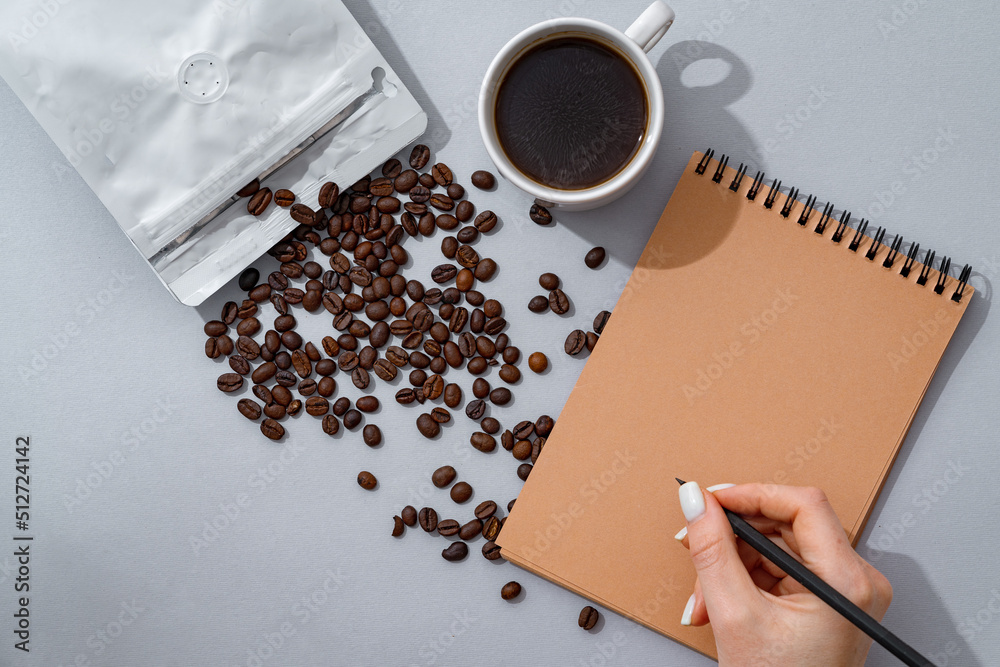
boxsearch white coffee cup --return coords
[478,1,674,211]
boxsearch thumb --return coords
[679,481,759,624]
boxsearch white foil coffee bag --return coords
[0,0,426,304]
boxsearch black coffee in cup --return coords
[494,35,649,191]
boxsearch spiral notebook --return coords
[497,150,973,659]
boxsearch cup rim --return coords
[478,17,664,205]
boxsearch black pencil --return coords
[674,479,932,667]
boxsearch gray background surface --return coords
[1,0,998,665]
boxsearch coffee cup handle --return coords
[624,1,675,53]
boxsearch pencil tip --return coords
[675,477,686,485]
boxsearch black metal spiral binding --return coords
[815,202,835,234]
[747,171,765,201]
[729,163,748,192]
[780,187,800,218]
[693,150,974,302]
[764,179,782,209]
[832,211,851,242]
[882,235,903,268]
[865,227,886,260]
[849,220,869,252]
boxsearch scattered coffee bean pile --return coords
[203,141,610,631]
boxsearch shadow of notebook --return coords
[497,150,974,660]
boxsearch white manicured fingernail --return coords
[674,526,687,541]
[680,594,696,626]
[679,481,705,522]
[707,483,735,492]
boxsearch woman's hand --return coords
[676,482,893,667]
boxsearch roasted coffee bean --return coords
[442,542,468,562]
[237,179,261,197]
[437,519,460,536]
[484,317,506,336]
[351,366,370,389]
[260,418,284,440]
[248,188,273,215]
[443,383,462,408]
[517,463,533,480]
[453,268,472,292]
[565,329,587,355]
[469,380,489,402]
[217,373,243,392]
[586,331,599,352]
[221,301,238,325]
[376,196,400,214]
[281,330,302,350]
[471,170,496,189]
[409,144,430,170]
[268,295,287,316]
[465,399,486,420]
[318,181,340,208]
[291,350,312,378]
[418,212,436,235]
[535,415,555,438]
[429,163,452,187]
[481,417,500,435]
[274,352,291,370]
[271,386,293,406]
[417,413,440,438]
[529,203,552,225]
[450,481,473,503]
[538,273,560,290]
[238,398,262,421]
[502,347,520,365]
[275,370,297,387]
[423,288,443,305]
[249,284,271,303]
[363,424,382,447]
[435,214,459,231]
[431,407,451,424]
[474,500,498,521]
[217,335,235,356]
[343,409,362,429]
[286,399,303,416]
[483,541,502,560]
[579,606,599,630]
[392,515,405,537]
[473,210,498,233]
[355,396,379,413]
[401,505,417,527]
[459,519,482,541]
[549,289,570,314]
[338,351,359,372]
[447,183,465,200]
[304,341,321,362]
[422,374,444,400]
[496,364,520,384]
[513,421,535,441]
[318,414,338,436]
[350,195,371,213]
[329,397,349,417]
[304,396,329,416]
[441,236,458,259]
[528,351,548,373]
[409,370,427,388]
[585,246,606,269]
[593,310,611,334]
[482,516,503,544]
[238,268,260,292]
[380,157,402,179]
[272,314,294,333]
[317,377,336,397]
[455,245,479,269]
[528,295,549,313]
[418,507,439,532]
[431,465,457,490]
[253,384,273,404]
[470,432,496,453]
[301,289,321,312]
[298,378,318,396]
[455,200,475,223]
[429,321,450,343]
[531,437,546,463]
[474,258,498,282]
[507,499,516,512]
[357,471,377,490]
[395,170,419,194]
[321,336,340,357]
[228,355,250,375]
[429,193,454,211]
[512,439,532,461]
[329,253,351,274]
[409,184,430,203]
[469,309,485,334]
[204,320,228,337]
[429,356,447,373]
[290,203,316,225]
[369,177,394,197]
[402,331,423,349]
[236,335,260,360]
[489,387,512,405]
[456,225,478,244]
[373,358,397,382]
[205,337,222,359]
[467,356,488,375]
[499,581,522,600]
[274,189,295,207]
[264,402,286,419]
